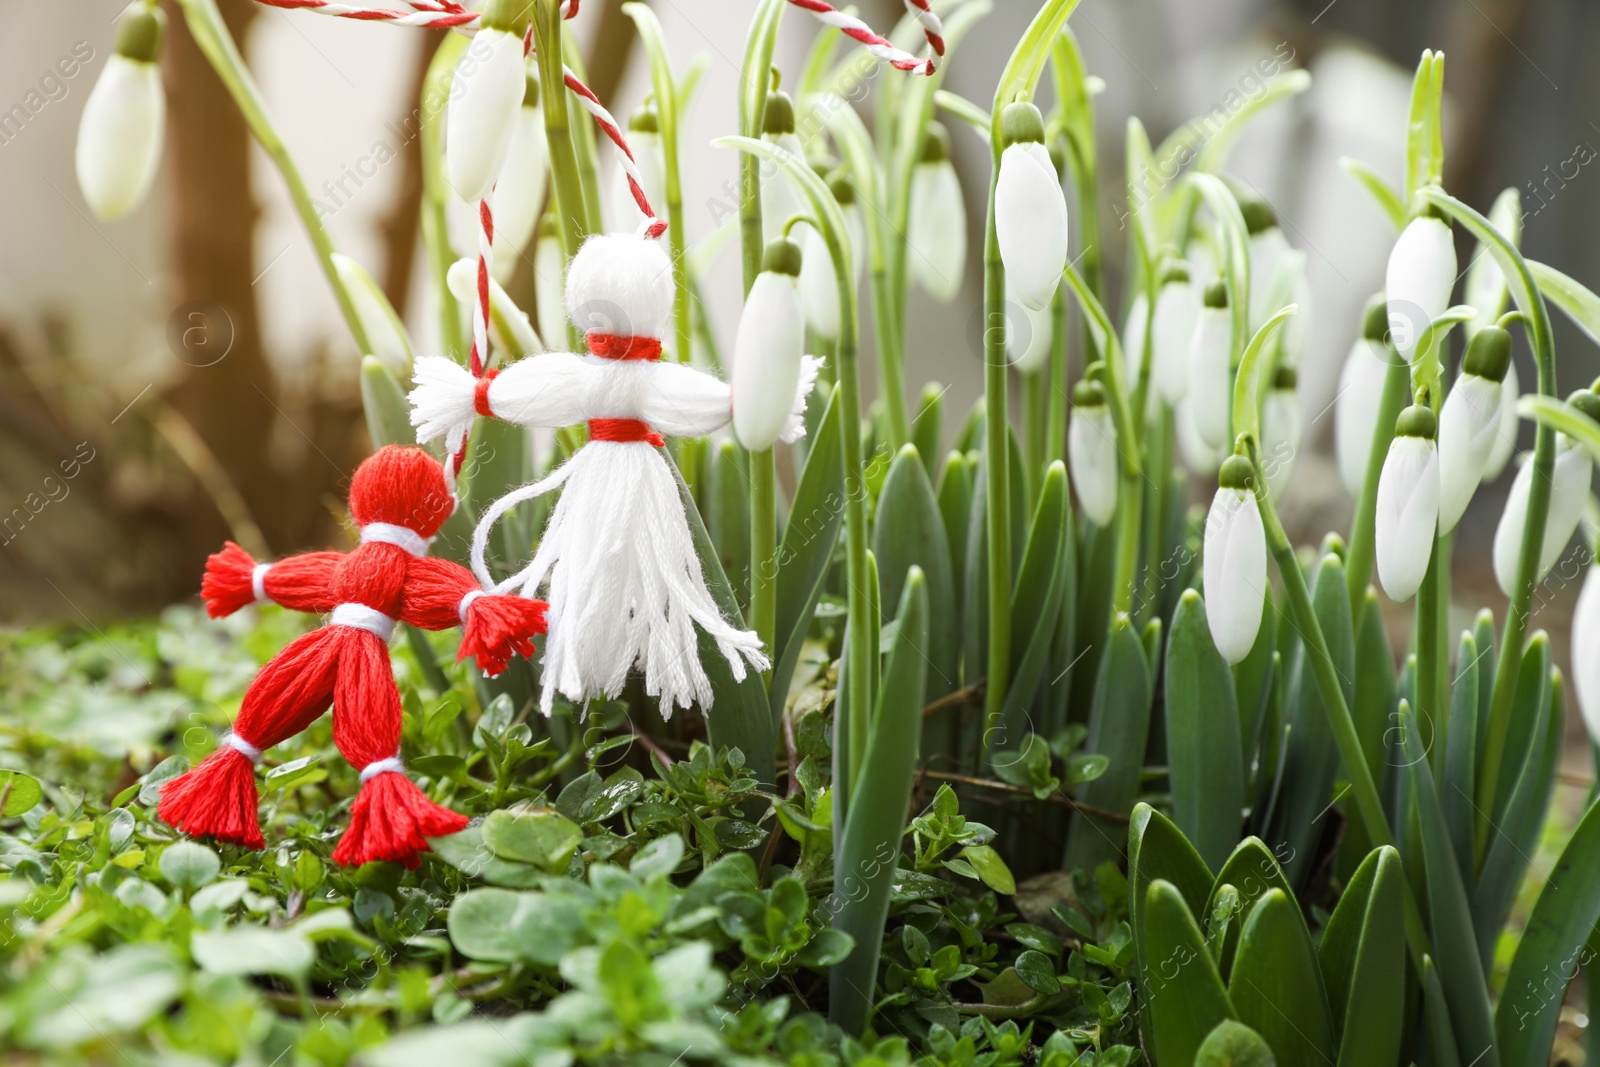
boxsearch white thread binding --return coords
[330,602,398,642]
[223,732,264,764]
[457,589,484,624]
[359,756,405,783]
[360,522,432,557]
[251,563,272,604]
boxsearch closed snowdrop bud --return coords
[798,173,864,340]
[608,107,664,234]
[1493,395,1596,594]
[1151,261,1199,404]
[1260,367,1302,499]
[1437,326,1512,532]
[1068,376,1117,527]
[334,254,412,375]
[1188,281,1233,449]
[76,3,166,221]
[1204,455,1267,664]
[1176,398,1221,474]
[1386,209,1457,361]
[732,240,807,451]
[1375,405,1440,602]
[1573,565,1600,745]
[492,76,547,278]
[1483,359,1520,481]
[995,102,1068,310]
[445,5,528,202]
[761,92,806,245]
[908,123,966,302]
[1121,291,1148,385]
[1242,197,1289,329]
[1335,297,1395,496]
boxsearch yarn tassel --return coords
[458,594,547,676]
[333,771,468,868]
[157,745,265,850]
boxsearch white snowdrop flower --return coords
[1386,211,1457,361]
[1437,326,1513,533]
[1335,298,1395,496]
[1242,198,1290,330]
[1482,359,1520,482]
[1121,291,1148,387]
[1176,398,1222,475]
[1151,263,1200,405]
[798,174,865,341]
[733,240,808,451]
[334,254,412,375]
[1375,405,1440,602]
[1203,455,1267,664]
[908,123,966,302]
[532,220,565,341]
[1494,416,1595,595]
[760,92,806,246]
[491,76,547,278]
[1260,367,1302,500]
[1573,565,1600,746]
[994,103,1068,310]
[1068,377,1118,527]
[1186,237,1217,292]
[76,5,166,221]
[607,108,664,235]
[1006,280,1055,373]
[1281,267,1313,367]
[446,22,528,202]
[1188,281,1233,450]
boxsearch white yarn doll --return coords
[410,232,821,716]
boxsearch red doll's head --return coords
[347,445,455,538]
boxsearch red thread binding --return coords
[586,333,663,361]
[474,368,500,417]
[589,418,663,447]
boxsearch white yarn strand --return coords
[359,756,406,783]
[360,522,432,558]
[251,563,272,605]
[330,602,399,642]
[223,732,264,764]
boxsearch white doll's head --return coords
[564,233,674,342]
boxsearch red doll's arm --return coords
[400,557,547,675]
[202,542,343,618]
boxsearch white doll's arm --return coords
[410,353,593,453]
[637,362,735,437]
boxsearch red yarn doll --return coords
[158,445,547,867]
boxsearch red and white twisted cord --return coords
[560,68,667,238]
[785,0,937,75]
[901,0,944,57]
[250,0,575,27]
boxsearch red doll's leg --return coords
[329,629,467,868]
[159,628,340,849]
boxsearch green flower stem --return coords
[1023,368,1046,494]
[533,0,590,255]
[1344,347,1409,618]
[176,0,371,358]
[1415,537,1443,767]
[1421,188,1558,860]
[869,262,911,449]
[1252,456,1431,967]
[750,450,777,654]
[420,34,467,362]
[1046,289,1068,464]
[981,177,1013,751]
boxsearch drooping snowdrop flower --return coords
[1386,210,1457,361]
[1188,281,1233,450]
[1006,282,1055,373]
[1151,261,1200,405]
[1482,360,1520,481]
[761,92,807,246]
[1437,325,1513,533]
[1375,404,1440,602]
[1335,297,1395,496]
[334,254,413,375]
[1260,367,1302,500]
[798,173,865,341]
[1121,291,1148,386]
[1493,399,1596,595]
[994,102,1068,310]
[1280,266,1313,367]
[1068,376,1117,527]
[733,240,812,451]
[446,8,529,203]
[1203,454,1267,664]
[491,75,547,278]
[1176,398,1222,475]
[532,218,565,342]
[608,106,665,234]
[908,122,966,302]
[1572,564,1600,745]
[1242,196,1290,330]
[76,3,166,221]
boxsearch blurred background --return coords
[1,0,1597,634]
